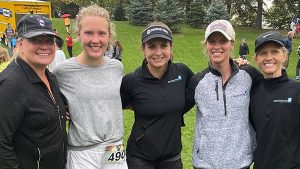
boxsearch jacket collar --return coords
[262,69,289,89]
[16,57,54,84]
[208,58,239,77]
[141,59,171,79]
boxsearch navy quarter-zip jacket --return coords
[250,71,300,169]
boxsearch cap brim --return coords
[255,39,284,52]
[142,34,172,44]
[21,31,62,41]
[205,30,232,42]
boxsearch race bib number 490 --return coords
[103,144,126,164]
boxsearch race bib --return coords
[103,144,126,164]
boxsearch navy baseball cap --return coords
[255,31,284,52]
[141,25,172,44]
[17,14,62,40]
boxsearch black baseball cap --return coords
[142,25,172,44]
[17,14,62,41]
[255,31,284,53]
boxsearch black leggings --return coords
[127,153,183,169]
[67,46,73,58]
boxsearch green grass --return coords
[36,19,300,168]
[0,18,296,169]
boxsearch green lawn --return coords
[16,18,300,168]
[51,18,300,169]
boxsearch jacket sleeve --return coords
[240,64,262,88]
[181,64,195,114]
[120,73,133,109]
[0,79,26,169]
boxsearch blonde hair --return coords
[0,46,10,63]
[74,4,115,46]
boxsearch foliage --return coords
[154,0,184,33]
[185,0,206,28]
[113,1,127,21]
[265,2,290,30]
[127,0,154,26]
[284,0,300,17]
[51,0,298,30]
[61,3,80,19]
[205,0,230,24]
[230,0,257,27]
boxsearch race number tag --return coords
[103,144,126,164]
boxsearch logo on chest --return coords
[168,75,182,83]
[273,97,292,103]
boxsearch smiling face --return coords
[19,35,55,69]
[205,32,233,67]
[255,42,286,78]
[143,38,172,72]
[77,16,110,61]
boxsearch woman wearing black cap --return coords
[250,31,300,168]
[121,21,194,169]
[0,14,67,169]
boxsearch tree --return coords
[230,0,256,27]
[186,0,206,28]
[265,0,290,29]
[127,0,154,26]
[154,0,184,32]
[255,0,263,29]
[205,0,230,24]
[113,0,127,21]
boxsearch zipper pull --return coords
[215,80,219,100]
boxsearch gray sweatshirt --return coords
[52,57,124,147]
[189,61,261,168]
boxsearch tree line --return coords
[48,0,300,32]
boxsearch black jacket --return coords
[250,71,300,169]
[0,58,67,169]
[121,60,194,161]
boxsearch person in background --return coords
[0,46,10,72]
[250,31,300,169]
[52,4,128,169]
[48,38,66,71]
[283,31,295,69]
[291,15,298,32]
[296,45,300,80]
[112,40,123,61]
[66,32,73,58]
[0,14,67,169]
[104,45,114,59]
[239,38,250,60]
[121,21,194,169]
[11,33,17,49]
[64,16,71,33]
[54,28,59,36]
[5,23,15,57]
[188,20,261,169]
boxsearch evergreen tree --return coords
[186,0,206,28]
[230,0,256,27]
[154,0,184,33]
[127,0,153,26]
[113,1,127,21]
[205,0,230,24]
[265,2,290,29]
